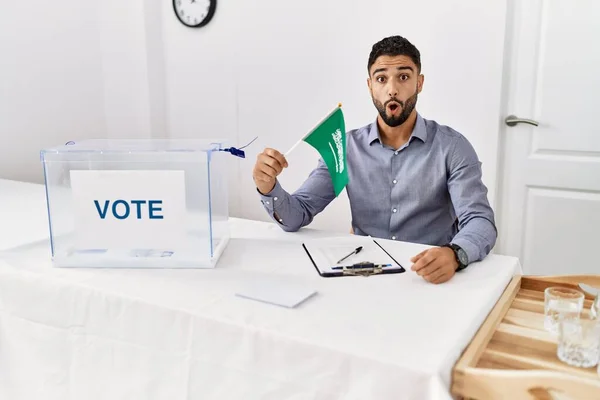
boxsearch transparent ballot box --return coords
[40,139,230,268]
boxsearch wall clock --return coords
[173,0,217,28]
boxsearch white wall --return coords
[0,0,165,183]
[99,0,168,140]
[163,0,508,232]
[0,1,106,183]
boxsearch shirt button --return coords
[265,201,270,205]
[394,151,399,155]
[273,197,278,201]
[392,179,397,184]
[391,236,397,240]
[392,208,397,213]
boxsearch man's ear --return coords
[366,77,372,91]
[417,74,425,94]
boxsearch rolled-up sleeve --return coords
[257,158,336,232]
[447,136,498,262]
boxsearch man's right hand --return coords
[253,148,288,195]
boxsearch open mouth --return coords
[387,102,401,113]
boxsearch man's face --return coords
[367,55,424,127]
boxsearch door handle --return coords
[505,115,539,127]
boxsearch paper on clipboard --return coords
[302,236,404,276]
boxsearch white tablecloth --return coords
[0,180,522,400]
[0,179,51,251]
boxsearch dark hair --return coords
[368,35,421,75]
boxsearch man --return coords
[252,35,497,284]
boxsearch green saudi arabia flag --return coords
[302,107,348,196]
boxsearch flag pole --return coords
[284,103,342,157]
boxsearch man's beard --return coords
[373,89,418,127]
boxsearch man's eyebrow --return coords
[372,66,414,75]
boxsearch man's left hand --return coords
[410,247,458,284]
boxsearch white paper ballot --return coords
[235,279,317,308]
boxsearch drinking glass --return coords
[544,287,584,334]
[591,293,599,320]
[557,316,600,368]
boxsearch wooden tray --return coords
[451,275,600,400]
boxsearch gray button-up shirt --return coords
[258,113,497,263]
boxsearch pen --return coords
[332,263,392,270]
[336,246,363,264]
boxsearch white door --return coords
[496,0,600,275]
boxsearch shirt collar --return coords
[368,113,428,146]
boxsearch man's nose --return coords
[388,85,398,98]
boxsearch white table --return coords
[0,180,522,400]
[0,179,51,250]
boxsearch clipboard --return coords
[302,237,405,277]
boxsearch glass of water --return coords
[557,316,600,368]
[592,293,599,320]
[544,287,584,334]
